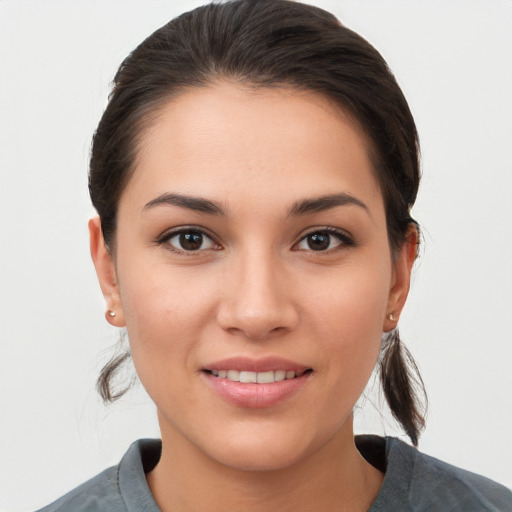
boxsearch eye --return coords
[163,228,218,252]
[295,229,353,252]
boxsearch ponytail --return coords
[96,332,134,403]
[380,329,427,446]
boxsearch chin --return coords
[201,423,322,472]
[216,444,308,472]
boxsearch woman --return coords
[25,0,510,510]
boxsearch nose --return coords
[216,248,300,341]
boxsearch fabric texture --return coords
[36,436,512,511]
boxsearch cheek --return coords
[303,257,391,383]
[307,256,390,335]
[116,259,218,379]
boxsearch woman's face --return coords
[92,83,413,471]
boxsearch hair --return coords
[90,0,427,445]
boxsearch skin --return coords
[90,82,417,512]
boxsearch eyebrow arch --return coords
[288,193,369,217]
[143,193,225,216]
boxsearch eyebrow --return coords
[288,193,369,217]
[143,193,225,216]
[143,191,368,218]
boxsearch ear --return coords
[89,216,126,327]
[384,224,418,332]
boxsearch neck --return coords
[147,416,384,512]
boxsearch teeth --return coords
[256,371,274,384]
[274,370,286,381]
[240,371,257,383]
[211,369,299,383]
[227,370,240,381]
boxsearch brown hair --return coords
[90,0,426,445]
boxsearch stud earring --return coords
[388,312,396,321]
[107,310,116,318]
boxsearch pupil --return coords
[180,231,203,250]
[308,232,330,251]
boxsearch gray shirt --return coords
[36,436,512,511]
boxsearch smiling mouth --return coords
[204,369,313,383]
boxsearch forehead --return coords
[123,82,383,213]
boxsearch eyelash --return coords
[293,227,355,252]
[157,227,220,256]
[156,226,355,255]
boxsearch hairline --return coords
[107,77,402,259]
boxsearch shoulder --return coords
[35,439,162,512]
[404,441,511,510]
[364,436,512,512]
[356,436,512,512]
[35,465,122,512]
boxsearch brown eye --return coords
[166,229,216,252]
[306,232,332,251]
[295,229,353,252]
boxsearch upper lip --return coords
[203,356,311,373]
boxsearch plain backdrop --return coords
[1,1,511,510]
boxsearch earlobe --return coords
[88,216,126,327]
[384,225,418,332]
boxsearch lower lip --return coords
[203,371,311,409]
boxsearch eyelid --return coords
[156,225,222,254]
[155,225,354,254]
[293,226,355,251]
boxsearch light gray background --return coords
[1,1,511,510]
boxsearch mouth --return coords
[203,368,312,383]
[201,357,313,408]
